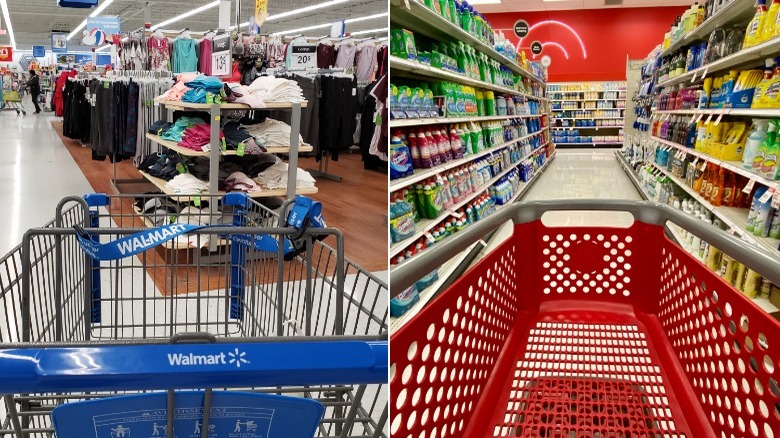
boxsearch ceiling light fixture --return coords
[271,12,387,36]
[231,0,353,30]
[151,0,220,31]
[95,44,111,51]
[67,0,117,41]
[0,0,16,49]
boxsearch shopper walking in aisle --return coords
[24,70,41,114]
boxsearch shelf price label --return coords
[760,188,774,204]
[743,179,756,194]
[424,232,435,244]
[773,189,780,209]
[291,44,318,69]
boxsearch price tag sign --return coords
[424,232,435,244]
[211,51,230,76]
[743,179,756,194]
[290,44,317,69]
[714,112,724,125]
[772,189,780,208]
[760,188,774,204]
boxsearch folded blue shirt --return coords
[182,88,208,103]
[184,75,224,93]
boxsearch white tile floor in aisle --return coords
[0,113,92,254]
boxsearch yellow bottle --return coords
[763,0,780,41]
[744,0,768,48]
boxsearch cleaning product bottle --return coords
[752,58,776,108]
[710,167,726,205]
[753,122,777,172]
[723,170,737,205]
[450,127,463,159]
[761,132,780,179]
[746,185,769,232]
[763,0,780,41]
[744,0,768,48]
[417,129,432,168]
[758,56,780,108]
[743,119,770,169]
[425,130,441,167]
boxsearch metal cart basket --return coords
[391,200,780,438]
[0,75,26,115]
[0,193,388,437]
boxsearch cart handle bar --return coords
[0,340,387,393]
[391,200,780,295]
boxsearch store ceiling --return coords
[475,0,694,13]
[1,0,387,50]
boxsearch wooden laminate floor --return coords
[52,121,388,272]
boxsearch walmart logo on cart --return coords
[167,348,250,368]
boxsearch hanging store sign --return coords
[513,20,529,38]
[51,33,68,53]
[0,46,13,63]
[255,0,268,28]
[290,44,317,69]
[32,46,45,58]
[211,33,232,77]
[84,17,120,46]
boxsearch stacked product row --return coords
[651,116,780,180]
[554,109,623,119]
[389,81,542,120]
[553,130,623,145]
[389,117,546,179]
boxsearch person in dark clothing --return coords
[25,70,41,114]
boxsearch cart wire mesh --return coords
[0,193,388,437]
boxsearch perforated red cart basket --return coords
[390,201,780,438]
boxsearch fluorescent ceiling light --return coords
[96,44,111,51]
[344,12,387,24]
[151,0,220,31]
[67,0,117,41]
[271,12,388,35]
[231,0,353,30]
[0,0,16,49]
[349,28,387,36]
[467,0,501,4]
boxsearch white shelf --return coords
[661,0,756,57]
[648,162,780,254]
[389,145,552,258]
[389,0,545,83]
[389,128,549,191]
[390,55,547,101]
[389,114,545,128]
[654,108,780,118]
[657,35,780,88]
[649,135,780,190]
[615,151,649,200]
[138,170,318,199]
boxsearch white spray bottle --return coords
[743,119,769,169]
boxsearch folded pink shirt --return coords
[159,73,201,101]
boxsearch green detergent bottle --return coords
[448,0,457,24]
[439,0,450,20]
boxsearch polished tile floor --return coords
[0,113,92,254]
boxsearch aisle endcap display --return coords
[549,81,626,146]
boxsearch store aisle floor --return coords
[0,113,92,254]
[526,148,642,201]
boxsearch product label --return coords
[761,153,778,178]
[390,150,411,171]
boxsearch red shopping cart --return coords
[390,200,780,437]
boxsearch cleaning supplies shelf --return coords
[661,0,756,57]
[389,0,544,83]
[390,55,547,101]
[649,135,780,190]
[656,35,780,88]
[390,148,555,258]
[648,161,780,254]
[654,108,780,118]
[615,151,650,200]
[389,128,549,191]
[390,114,545,128]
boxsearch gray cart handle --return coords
[391,200,780,295]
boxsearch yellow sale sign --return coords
[255,0,268,28]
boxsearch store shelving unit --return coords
[660,0,755,57]
[548,81,626,147]
[615,150,779,314]
[389,143,552,259]
[390,114,544,128]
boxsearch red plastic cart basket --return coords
[390,201,780,438]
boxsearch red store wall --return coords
[483,7,687,82]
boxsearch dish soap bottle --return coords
[743,119,770,169]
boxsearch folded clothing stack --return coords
[166,173,210,195]
[254,161,316,190]
[178,123,225,151]
[224,171,259,193]
[135,197,235,227]
[182,75,224,103]
[244,118,309,149]
[223,121,266,155]
[139,152,186,180]
[247,76,304,102]
[160,117,206,143]
[158,73,200,101]
[224,83,265,108]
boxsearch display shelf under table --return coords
[138,170,318,198]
